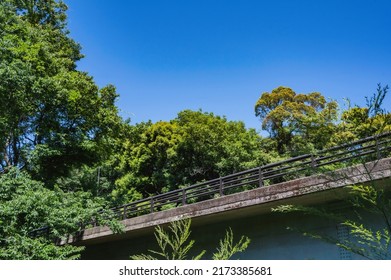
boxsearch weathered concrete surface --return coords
[69,158,391,245]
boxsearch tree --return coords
[112,121,178,203]
[0,1,123,184]
[130,219,250,260]
[0,1,126,259]
[329,84,390,146]
[11,0,68,28]
[173,110,271,184]
[254,86,338,155]
[0,168,123,259]
[113,110,275,204]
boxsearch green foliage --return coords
[0,235,84,260]
[130,219,206,260]
[254,85,390,156]
[174,110,272,180]
[11,0,68,29]
[212,227,251,260]
[254,86,338,155]
[273,185,391,259]
[130,219,250,260]
[0,0,123,185]
[0,168,123,259]
[113,110,274,203]
[366,83,389,117]
[329,84,390,146]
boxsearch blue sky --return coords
[66,0,391,132]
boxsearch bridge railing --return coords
[110,132,391,221]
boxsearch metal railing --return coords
[110,132,391,221]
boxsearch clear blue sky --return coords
[66,0,391,132]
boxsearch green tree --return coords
[0,1,123,184]
[0,168,123,259]
[254,86,338,155]
[112,121,178,202]
[0,0,127,259]
[11,0,68,28]
[113,110,275,203]
[173,110,271,184]
[329,84,390,145]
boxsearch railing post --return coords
[259,167,263,188]
[182,190,187,206]
[310,154,317,168]
[123,206,127,220]
[150,198,154,213]
[219,177,224,196]
[92,217,97,227]
[375,135,381,159]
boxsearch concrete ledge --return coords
[69,158,391,245]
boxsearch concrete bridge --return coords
[70,133,391,259]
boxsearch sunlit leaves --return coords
[255,86,338,155]
[113,110,273,203]
[0,1,122,183]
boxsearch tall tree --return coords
[0,1,122,182]
[12,0,68,28]
[254,86,338,155]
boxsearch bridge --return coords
[67,133,391,259]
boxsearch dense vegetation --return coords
[0,0,390,259]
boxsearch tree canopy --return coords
[113,110,275,203]
[0,0,124,259]
[329,84,391,145]
[0,0,122,183]
[255,86,339,155]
